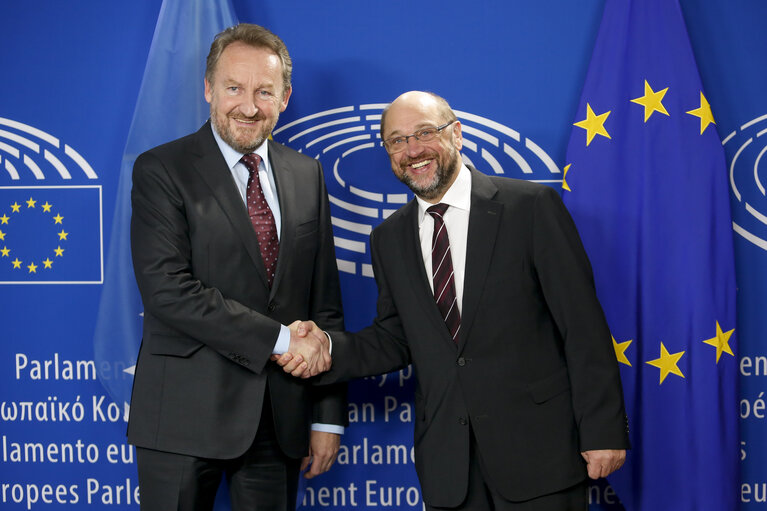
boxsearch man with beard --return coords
[128,23,345,511]
[278,91,630,510]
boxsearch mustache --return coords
[229,112,266,122]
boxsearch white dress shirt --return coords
[415,164,472,312]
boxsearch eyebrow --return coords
[220,78,276,89]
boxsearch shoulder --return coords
[135,125,209,169]
[269,139,321,168]
[472,168,562,209]
[487,173,554,197]
[371,200,416,241]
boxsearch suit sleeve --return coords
[306,161,348,426]
[131,151,280,374]
[319,228,412,384]
[531,186,630,451]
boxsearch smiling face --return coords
[382,92,463,202]
[204,42,291,153]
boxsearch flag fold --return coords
[93,0,237,410]
[563,1,738,509]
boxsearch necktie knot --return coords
[241,153,262,175]
[427,203,449,219]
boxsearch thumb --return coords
[300,453,312,472]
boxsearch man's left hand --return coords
[302,431,341,479]
[580,449,626,479]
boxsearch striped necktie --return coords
[427,203,461,342]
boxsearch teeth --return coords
[411,160,431,169]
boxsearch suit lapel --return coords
[459,169,502,350]
[188,122,270,288]
[397,200,461,349]
[267,141,295,296]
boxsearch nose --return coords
[404,136,425,156]
[239,100,258,118]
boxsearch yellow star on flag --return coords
[573,103,611,146]
[12,258,22,269]
[27,262,38,273]
[702,321,735,363]
[54,246,65,257]
[1,247,9,257]
[53,214,64,224]
[42,202,53,212]
[11,203,21,213]
[26,197,37,208]
[0,214,9,224]
[612,336,633,366]
[0,230,5,240]
[58,230,68,241]
[646,342,685,384]
[562,164,572,192]
[686,92,715,134]
[43,258,53,269]
[631,80,670,122]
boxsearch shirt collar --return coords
[210,121,270,172]
[416,163,472,223]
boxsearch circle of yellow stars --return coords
[566,78,732,384]
[612,320,735,384]
[0,197,68,273]
[563,79,716,191]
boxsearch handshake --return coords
[271,320,329,378]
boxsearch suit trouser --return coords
[426,427,587,511]
[135,394,300,511]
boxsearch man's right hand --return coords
[283,320,330,378]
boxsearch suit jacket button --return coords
[267,302,276,313]
[458,417,468,426]
[457,357,466,367]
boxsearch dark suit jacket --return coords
[323,168,629,506]
[127,122,346,460]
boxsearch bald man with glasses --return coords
[277,91,630,511]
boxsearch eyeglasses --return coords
[383,121,455,154]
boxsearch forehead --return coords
[214,42,282,83]
[384,97,444,136]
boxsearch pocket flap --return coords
[295,218,318,237]
[148,334,204,357]
[527,367,571,404]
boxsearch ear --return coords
[279,85,292,112]
[204,78,213,104]
[452,121,463,151]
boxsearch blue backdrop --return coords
[1,1,765,509]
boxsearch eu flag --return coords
[562,1,738,509]
[0,186,102,283]
[92,0,237,415]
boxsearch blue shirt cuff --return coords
[311,423,344,435]
[273,325,291,354]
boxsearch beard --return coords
[396,145,461,200]
[210,107,279,154]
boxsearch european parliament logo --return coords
[0,117,103,284]
[723,113,767,252]
[274,104,561,278]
